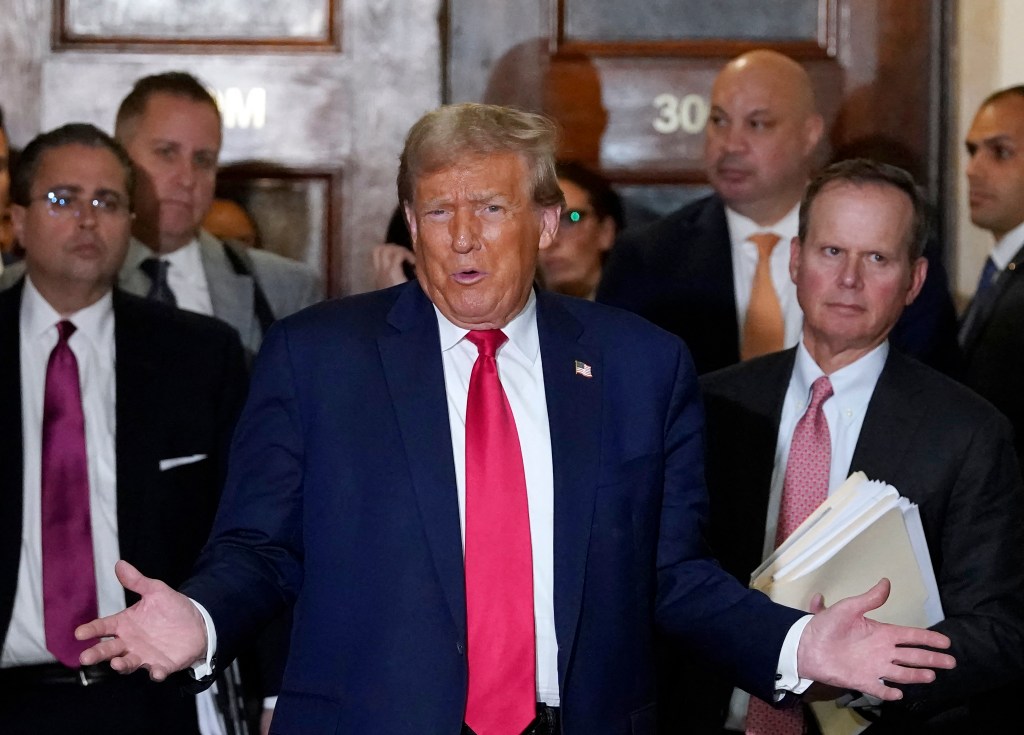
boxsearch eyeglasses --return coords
[29,190,130,219]
[559,208,593,229]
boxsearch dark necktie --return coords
[41,320,97,668]
[958,257,1001,348]
[140,257,177,306]
[463,330,536,735]
[746,375,834,735]
[974,257,999,299]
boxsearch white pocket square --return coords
[159,454,208,471]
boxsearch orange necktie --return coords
[741,233,784,360]
[463,330,536,735]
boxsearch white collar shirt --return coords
[160,238,214,317]
[726,203,803,349]
[989,219,1024,271]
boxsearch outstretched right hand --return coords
[75,559,208,682]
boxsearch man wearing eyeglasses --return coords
[0,123,247,733]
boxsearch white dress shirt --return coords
[160,239,214,316]
[726,204,803,349]
[435,291,560,706]
[988,219,1024,272]
[1,277,121,666]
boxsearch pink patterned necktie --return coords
[41,320,97,668]
[463,330,536,735]
[747,375,833,735]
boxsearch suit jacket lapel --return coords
[687,197,741,365]
[849,350,924,480]
[378,283,466,636]
[199,230,256,342]
[959,243,1024,350]
[0,283,25,634]
[535,292,602,684]
[116,238,154,298]
[112,290,156,595]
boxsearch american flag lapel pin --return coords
[574,360,593,378]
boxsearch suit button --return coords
[457,642,465,655]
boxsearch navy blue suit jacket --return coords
[181,282,803,734]
[597,194,961,376]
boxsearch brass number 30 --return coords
[652,93,710,135]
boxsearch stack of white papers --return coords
[750,472,944,735]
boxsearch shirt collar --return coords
[792,339,888,409]
[22,274,114,350]
[161,238,204,278]
[990,219,1024,270]
[725,201,801,251]
[434,289,540,363]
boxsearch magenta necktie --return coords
[747,375,833,735]
[463,330,536,735]
[41,320,97,668]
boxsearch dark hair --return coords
[555,160,624,231]
[11,123,135,210]
[115,71,220,139]
[798,158,927,260]
[398,103,564,210]
[981,85,1024,108]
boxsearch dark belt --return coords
[463,703,561,735]
[0,662,122,688]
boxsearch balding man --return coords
[598,50,957,375]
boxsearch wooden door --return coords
[446,0,954,240]
[0,0,444,295]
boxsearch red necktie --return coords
[747,375,833,735]
[741,233,785,360]
[463,330,536,735]
[41,320,97,668]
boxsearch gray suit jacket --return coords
[119,230,323,356]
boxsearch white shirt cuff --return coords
[775,614,814,698]
[263,696,279,710]
[188,598,218,679]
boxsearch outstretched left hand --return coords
[797,578,955,701]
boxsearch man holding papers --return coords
[693,159,1024,732]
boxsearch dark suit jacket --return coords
[961,242,1024,468]
[596,194,961,376]
[693,347,1024,731]
[179,281,804,734]
[0,282,247,645]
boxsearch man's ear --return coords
[537,205,561,251]
[804,114,825,157]
[905,256,929,306]
[789,236,802,284]
[596,215,616,253]
[9,204,26,245]
[403,203,418,252]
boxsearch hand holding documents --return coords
[752,472,946,735]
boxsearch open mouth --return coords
[452,269,485,284]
